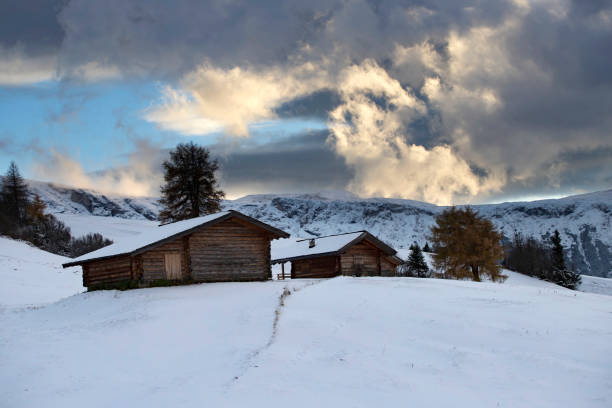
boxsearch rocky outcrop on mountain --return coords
[28,181,160,220]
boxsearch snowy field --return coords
[0,237,83,306]
[2,272,611,407]
[2,219,612,407]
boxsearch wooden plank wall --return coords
[141,239,189,283]
[83,255,132,287]
[380,256,397,276]
[340,242,380,276]
[291,256,338,278]
[189,218,270,282]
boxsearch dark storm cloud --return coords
[1,0,67,53]
[47,0,520,80]
[211,130,352,196]
[483,146,612,202]
[551,146,612,188]
[275,90,341,120]
[569,0,612,17]
[3,0,612,200]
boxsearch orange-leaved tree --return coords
[429,207,505,282]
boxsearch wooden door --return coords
[353,255,366,276]
[165,253,182,280]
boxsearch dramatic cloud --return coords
[211,130,351,199]
[0,47,121,85]
[146,61,332,136]
[328,60,504,204]
[33,139,164,197]
[0,47,58,85]
[144,86,223,136]
[410,1,612,199]
[2,0,612,201]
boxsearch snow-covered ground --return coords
[1,235,612,406]
[2,276,611,407]
[0,237,83,307]
[579,275,612,296]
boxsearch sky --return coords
[0,0,611,204]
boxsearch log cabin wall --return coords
[340,241,381,276]
[189,218,270,282]
[291,255,338,278]
[83,255,132,287]
[380,256,398,276]
[140,239,190,283]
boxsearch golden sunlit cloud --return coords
[328,59,504,205]
[145,61,332,137]
[33,145,163,197]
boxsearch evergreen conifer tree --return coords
[423,242,431,252]
[406,244,429,278]
[159,142,225,223]
[548,230,581,289]
[0,161,30,224]
[550,230,566,271]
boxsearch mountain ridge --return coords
[27,180,612,277]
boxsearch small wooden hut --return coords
[63,210,289,290]
[272,231,402,279]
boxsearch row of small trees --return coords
[0,162,113,257]
[504,230,581,289]
[400,207,581,290]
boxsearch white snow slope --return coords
[0,237,83,306]
[1,275,611,407]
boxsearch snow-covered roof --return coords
[63,210,289,267]
[271,231,398,263]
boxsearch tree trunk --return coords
[471,265,480,282]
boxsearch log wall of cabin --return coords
[340,241,381,276]
[189,218,271,282]
[290,255,339,278]
[381,256,398,276]
[83,255,132,287]
[140,239,190,283]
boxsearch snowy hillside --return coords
[28,180,160,220]
[0,237,83,306]
[2,274,611,407]
[28,181,612,277]
[225,191,612,277]
[233,192,612,278]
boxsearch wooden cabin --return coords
[272,231,402,279]
[62,210,289,290]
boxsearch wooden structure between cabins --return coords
[274,231,402,279]
[63,211,289,290]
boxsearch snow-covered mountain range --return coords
[28,181,612,277]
